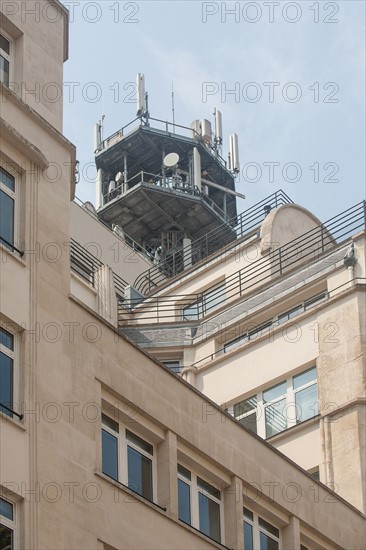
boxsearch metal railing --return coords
[133,190,293,294]
[119,201,366,324]
[191,277,366,369]
[70,239,128,299]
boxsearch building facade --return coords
[1,2,365,549]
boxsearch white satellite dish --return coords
[115,171,123,183]
[163,152,180,168]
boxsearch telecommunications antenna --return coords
[163,152,180,168]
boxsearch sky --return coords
[61,0,365,222]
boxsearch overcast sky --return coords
[61,1,365,222]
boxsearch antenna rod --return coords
[171,82,176,133]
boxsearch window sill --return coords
[0,243,26,266]
[266,414,321,443]
[70,270,97,293]
[0,410,26,431]
[95,470,166,512]
[178,519,233,550]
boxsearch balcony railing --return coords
[118,201,366,325]
[70,239,128,299]
[133,190,293,295]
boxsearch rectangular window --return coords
[177,465,222,544]
[0,497,15,550]
[243,508,280,550]
[162,361,181,374]
[126,429,153,501]
[0,167,15,250]
[264,382,287,438]
[177,465,191,525]
[230,367,318,439]
[294,367,318,423]
[233,396,258,434]
[0,327,14,418]
[101,414,156,503]
[101,414,119,481]
[0,33,10,86]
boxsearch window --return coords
[229,367,318,439]
[0,33,11,86]
[182,283,226,321]
[126,429,153,501]
[0,327,15,418]
[0,167,16,251]
[243,508,280,550]
[0,497,15,550]
[177,464,222,544]
[223,292,327,354]
[224,321,272,353]
[101,414,155,502]
[162,361,181,374]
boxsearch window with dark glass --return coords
[0,167,15,250]
[197,477,221,543]
[0,327,14,418]
[0,497,14,550]
[0,33,10,86]
[126,429,153,501]
[182,283,226,320]
[243,508,280,550]
[101,414,119,481]
[177,464,191,524]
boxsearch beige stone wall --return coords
[1,0,68,131]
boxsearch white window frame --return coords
[177,463,224,544]
[229,367,318,439]
[0,324,19,419]
[0,30,12,86]
[101,413,157,502]
[243,507,281,550]
[0,495,17,550]
[0,164,18,252]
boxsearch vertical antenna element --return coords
[214,108,223,145]
[229,133,240,173]
[171,82,176,133]
[136,73,146,116]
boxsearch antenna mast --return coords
[171,82,176,133]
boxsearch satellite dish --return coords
[115,171,123,183]
[163,152,180,168]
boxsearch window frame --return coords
[243,507,281,550]
[0,165,18,253]
[177,463,223,544]
[101,413,157,503]
[0,495,16,550]
[0,325,19,419]
[0,30,12,87]
[229,367,318,439]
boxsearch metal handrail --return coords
[192,277,366,369]
[0,236,24,257]
[70,239,128,299]
[118,201,365,324]
[133,190,294,294]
